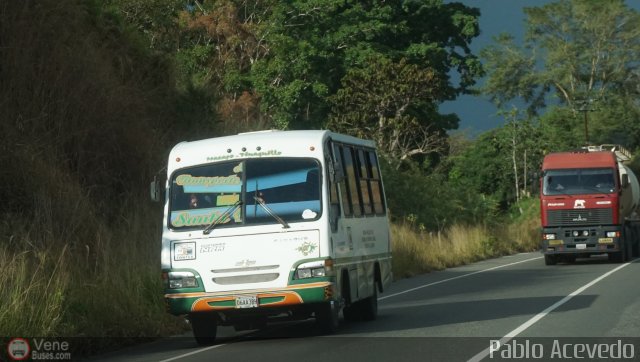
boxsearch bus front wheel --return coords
[316,301,340,334]
[190,313,218,346]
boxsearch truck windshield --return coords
[543,168,616,196]
[168,158,321,230]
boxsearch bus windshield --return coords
[168,158,321,230]
[543,168,616,196]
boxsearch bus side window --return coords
[335,144,354,217]
[327,143,341,232]
[343,146,362,217]
[368,151,385,215]
[357,149,373,215]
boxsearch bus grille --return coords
[213,273,279,285]
[546,208,613,226]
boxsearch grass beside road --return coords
[392,200,540,278]
[0,197,186,355]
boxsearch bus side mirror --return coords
[621,174,629,188]
[150,177,162,202]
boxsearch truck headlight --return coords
[606,231,619,238]
[167,271,198,289]
[544,233,556,240]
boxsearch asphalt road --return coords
[90,252,640,362]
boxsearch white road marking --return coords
[467,261,633,362]
[158,344,226,362]
[379,256,543,301]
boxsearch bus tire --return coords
[341,273,359,322]
[190,314,218,346]
[342,304,360,322]
[316,301,340,334]
[359,282,378,321]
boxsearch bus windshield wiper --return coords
[203,200,243,235]
[253,196,290,229]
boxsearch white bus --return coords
[153,130,392,345]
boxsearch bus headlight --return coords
[167,271,198,289]
[543,233,556,240]
[295,260,331,279]
[606,231,619,238]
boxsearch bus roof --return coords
[167,130,376,171]
[542,151,616,170]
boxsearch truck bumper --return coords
[541,225,622,256]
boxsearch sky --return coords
[440,0,544,137]
[440,0,640,137]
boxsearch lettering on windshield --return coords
[172,209,241,227]
[176,174,241,187]
[206,149,282,162]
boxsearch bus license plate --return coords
[235,295,258,309]
[576,243,586,250]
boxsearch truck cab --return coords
[540,145,639,265]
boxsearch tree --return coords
[105,0,184,52]
[117,0,483,142]
[178,0,273,132]
[251,0,483,131]
[482,0,640,148]
[327,57,447,167]
[448,114,542,208]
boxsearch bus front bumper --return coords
[164,281,335,315]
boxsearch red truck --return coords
[540,145,640,265]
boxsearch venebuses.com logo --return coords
[5,337,72,361]
[6,338,30,361]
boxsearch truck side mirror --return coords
[531,172,540,193]
[621,174,629,188]
[150,177,162,202]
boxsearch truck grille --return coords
[547,208,613,226]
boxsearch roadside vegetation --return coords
[1,0,638,357]
[392,198,540,278]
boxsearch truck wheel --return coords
[631,225,640,258]
[190,313,218,346]
[608,251,624,263]
[316,301,340,334]
[624,225,633,261]
[544,255,557,265]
